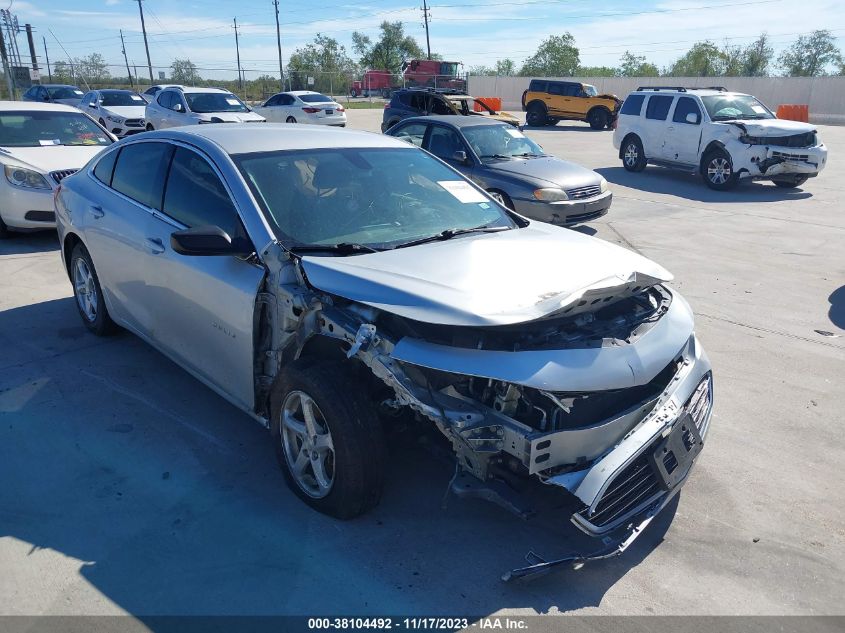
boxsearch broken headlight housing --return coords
[4,165,51,190]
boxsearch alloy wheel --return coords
[74,258,98,323]
[281,390,335,499]
[707,157,731,185]
[624,143,639,167]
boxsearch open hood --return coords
[299,222,672,327]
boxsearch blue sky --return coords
[8,0,845,80]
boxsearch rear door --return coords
[662,96,704,164]
[142,145,265,410]
[641,94,676,157]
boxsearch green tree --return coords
[495,59,516,76]
[741,33,774,76]
[577,65,616,77]
[352,21,424,71]
[519,34,580,77]
[618,51,659,77]
[667,41,725,76]
[288,33,357,93]
[76,53,110,84]
[52,60,73,83]
[170,59,200,84]
[778,30,843,76]
[467,64,492,76]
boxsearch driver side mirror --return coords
[173,103,184,113]
[452,150,469,164]
[686,112,701,124]
[170,225,253,257]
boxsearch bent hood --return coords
[487,155,602,189]
[300,222,672,327]
[0,145,108,175]
[725,118,815,136]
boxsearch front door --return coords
[424,124,472,177]
[662,96,704,165]
[142,146,265,410]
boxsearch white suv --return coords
[612,87,828,190]
[145,87,265,130]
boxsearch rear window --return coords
[93,149,118,185]
[620,94,645,116]
[529,80,547,92]
[645,95,673,120]
[299,93,333,103]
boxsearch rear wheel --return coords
[381,88,390,99]
[286,116,297,123]
[588,108,608,130]
[70,243,117,336]
[526,103,547,127]
[270,361,385,519]
[350,88,358,98]
[622,136,647,172]
[702,148,739,190]
[773,175,809,188]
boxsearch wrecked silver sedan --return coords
[55,124,713,578]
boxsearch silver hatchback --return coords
[55,124,712,579]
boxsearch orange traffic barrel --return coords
[777,104,809,122]
[475,97,502,112]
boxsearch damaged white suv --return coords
[614,86,827,190]
[55,125,713,578]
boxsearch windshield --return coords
[583,84,598,97]
[701,94,774,120]
[235,147,515,250]
[185,92,248,113]
[100,91,146,107]
[463,124,544,159]
[299,93,334,103]
[48,86,83,99]
[440,62,459,76]
[0,112,112,147]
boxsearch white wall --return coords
[468,76,845,124]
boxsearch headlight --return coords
[533,187,569,202]
[4,165,51,190]
[599,177,609,193]
[106,115,124,123]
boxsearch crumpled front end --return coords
[725,124,828,179]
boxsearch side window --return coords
[157,91,173,109]
[280,94,295,106]
[529,80,546,93]
[410,93,427,111]
[563,84,581,97]
[645,95,673,120]
[620,94,645,116]
[172,94,187,112]
[37,87,48,101]
[23,87,35,99]
[398,93,412,107]
[111,142,173,209]
[547,82,564,96]
[264,95,280,107]
[393,123,428,147]
[429,97,452,115]
[162,148,244,239]
[426,126,464,160]
[672,96,702,124]
[93,149,119,186]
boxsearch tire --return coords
[286,116,297,123]
[487,189,514,210]
[621,136,647,172]
[270,360,385,519]
[0,216,9,239]
[145,123,154,131]
[98,118,107,128]
[70,243,117,336]
[526,103,547,127]
[773,175,809,188]
[702,147,739,190]
[381,89,390,99]
[350,89,358,98]
[588,108,608,130]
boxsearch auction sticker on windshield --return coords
[226,98,241,106]
[505,128,524,138]
[437,180,487,203]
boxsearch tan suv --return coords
[522,79,621,129]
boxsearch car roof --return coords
[149,123,410,154]
[287,90,328,96]
[178,86,233,94]
[97,89,138,94]
[0,101,86,113]
[394,115,511,129]
[632,88,749,97]
[40,84,80,89]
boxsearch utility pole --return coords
[42,36,51,82]
[272,0,284,91]
[135,0,154,83]
[233,17,242,90]
[0,31,14,99]
[24,24,38,79]
[421,0,431,60]
[120,30,133,87]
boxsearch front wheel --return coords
[381,89,390,99]
[588,109,608,130]
[286,116,297,123]
[70,243,117,336]
[773,175,809,188]
[622,136,647,172]
[270,361,385,519]
[145,123,154,131]
[350,89,358,98]
[0,216,9,239]
[702,148,739,190]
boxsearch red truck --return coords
[350,60,466,98]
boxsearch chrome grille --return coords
[50,169,78,184]
[686,373,713,432]
[124,119,144,127]
[566,184,602,200]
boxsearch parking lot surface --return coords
[1,110,843,616]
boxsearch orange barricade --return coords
[776,104,809,122]
[474,97,502,112]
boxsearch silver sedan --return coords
[54,124,712,579]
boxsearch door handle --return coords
[90,205,104,219]
[145,237,165,254]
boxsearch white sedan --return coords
[0,102,113,237]
[253,91,347,126]
[79,89,148,138]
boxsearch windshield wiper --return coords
[287,242,382,255]
[513,152,543,158]
[479,154,513,160]
[394,224,511,249]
